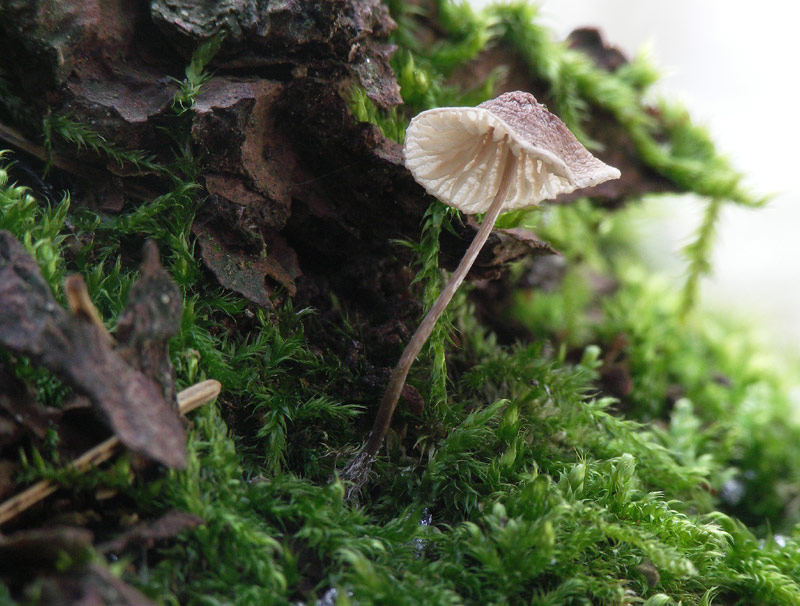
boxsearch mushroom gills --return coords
[445,131,499,205]
[415,138,480,182]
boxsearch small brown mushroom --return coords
[344,92,619,492]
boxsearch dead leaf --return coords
[114,241,183,407]
[194,223,300,306]
[0,231,186,468]
[99,509,204,554]
[599,333,634,399]
[0,526,94,574]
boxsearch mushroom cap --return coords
[403,91,621,214]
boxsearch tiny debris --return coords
[599,333,634,399]
[635,558,660,587]
[401,384,425,416]
[0,461,17,501]
[64,273,113,344]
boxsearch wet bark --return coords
[0,0,583,324]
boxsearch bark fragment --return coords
[151,0,401,107]
[114,240,183,408]
[0,231,186,468]
[193,78,295,231]
[194,222,300,307]
[99,509,205,555]
[0,0,573,326]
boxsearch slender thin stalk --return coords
[363,152,518,457]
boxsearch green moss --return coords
[42,114,168,176]
[395,201,462,417]
[346,86,408,143]
[0,156,69,287]
[171,32,225,115]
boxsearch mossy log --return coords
[3,2,797,605]
[0,0,670,325]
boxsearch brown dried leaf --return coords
[114,241,183,407]
[0,231,186,468]
[194,223,301,306]
[99,509,204,555]
[31,563,156,606]
[0,526,94,574]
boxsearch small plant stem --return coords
[679,196,722,319]
[363,152,518,457]
[64,274,114,345]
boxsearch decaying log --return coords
[0,0,577,320]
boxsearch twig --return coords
[0,379,221,527]
[0,120,93,180]
[0,120,157,202]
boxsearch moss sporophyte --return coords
[342,91,620,494]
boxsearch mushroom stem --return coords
[363,151,519,458]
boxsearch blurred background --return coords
[469,0,800,348]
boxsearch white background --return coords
[470,1,800,348]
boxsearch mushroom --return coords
[344,91,620,490]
